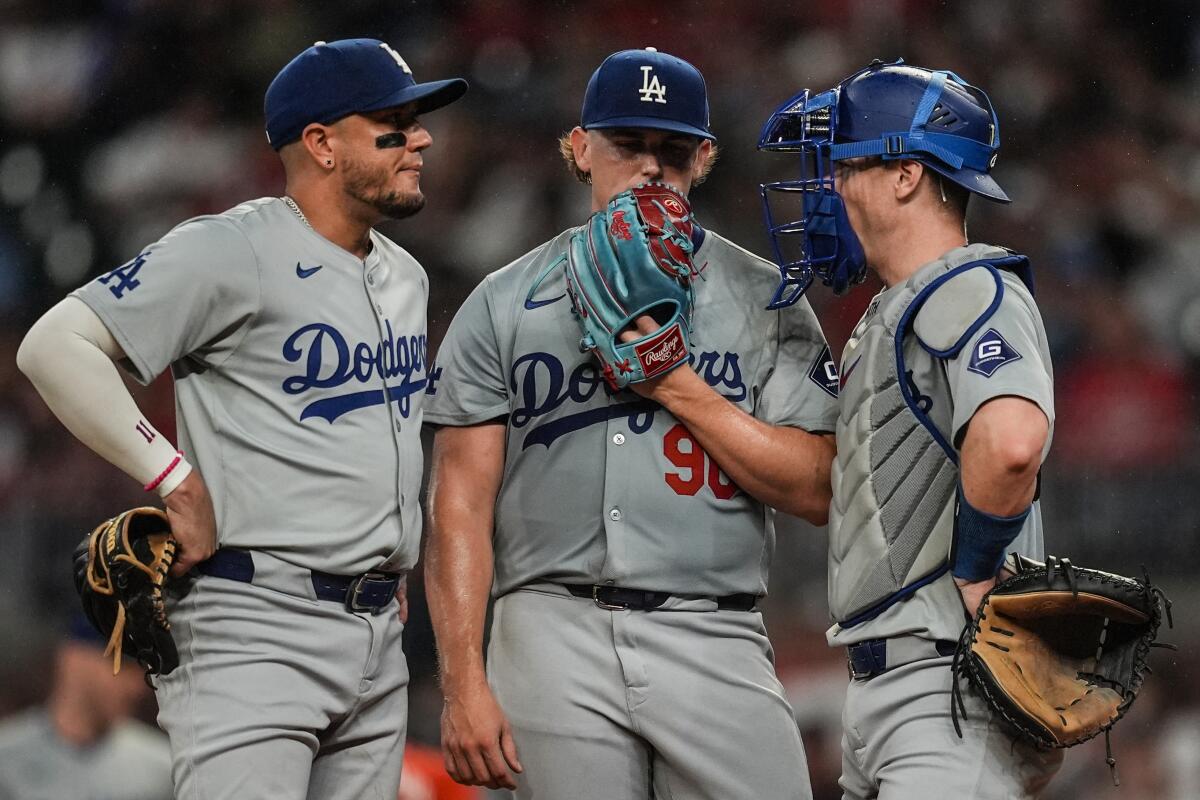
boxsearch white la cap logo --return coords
[378,42,412,75]
[639,65,666,104]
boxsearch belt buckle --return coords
[847,639,886,681]
[345,571,391,614]
[847,658,873,681]
[591,585,629,611]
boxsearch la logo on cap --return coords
[638,48,667,104]
[378,42,412,75]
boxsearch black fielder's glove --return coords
[952,554,1173,783]
[72,507,179,676]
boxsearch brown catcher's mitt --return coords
[952,555,1173,783]
[72,507,179,676]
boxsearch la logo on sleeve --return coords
[967,328,1022,377]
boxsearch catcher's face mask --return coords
[757,86,867,308]
[757,59,1009,308]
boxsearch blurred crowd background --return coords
[0,0,1196,798]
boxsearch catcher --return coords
[757,59,1169,799]
[424,48,839,799]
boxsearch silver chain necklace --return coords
[281,195,313,230]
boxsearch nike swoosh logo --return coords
[524,293,565,310]
[840,355,862,388]
[296,263,323,279]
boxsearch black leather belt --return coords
[846,637,957,680]
[561,583,757,612]
[197,548,402,614]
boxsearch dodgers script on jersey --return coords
[426,225,839,598]
[72,197,428,574]
[827,243,1055,647]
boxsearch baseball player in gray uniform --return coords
[17,39,466,800]
[423,48,838,799]
[758,60,1063,798]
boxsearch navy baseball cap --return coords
[581,48,715,141]
[265,38,468,150]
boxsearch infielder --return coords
[424,48,838,799]
[758,60,1063,798]
[17,38,466,799]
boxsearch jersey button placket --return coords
[599,415,633,579]
[364,260,407,528]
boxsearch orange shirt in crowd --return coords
[400,742,481,800]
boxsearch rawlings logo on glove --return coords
[635,323,687,377]
[563,182,697,390]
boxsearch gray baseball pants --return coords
[488,584,813,800]
[839,646,1063,799]
[154,572,408,800]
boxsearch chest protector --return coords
[828,245,1034,628]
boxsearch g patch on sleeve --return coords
[807,345,839,397]
[967,328,1022,377]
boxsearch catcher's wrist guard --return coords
[950,486,1030,581]
[952,554,1174,785]
[73,507,180,677]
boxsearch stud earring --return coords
[326,159,333,167]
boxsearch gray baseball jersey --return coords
[429,223,834,800]
[72,196,428,574]
[426,225,839,598]
[826,243,1054,647]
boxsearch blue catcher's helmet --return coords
[757,59,1009,308]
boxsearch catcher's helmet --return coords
[757,59,1008,307]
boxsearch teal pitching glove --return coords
[563,182,697,390]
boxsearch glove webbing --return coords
[85,518,177,675]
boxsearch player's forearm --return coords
[426,510,494,689]
[651,367,834,521]
[425,521,493,691]
[17,298,191,496]
[425,425,506,693]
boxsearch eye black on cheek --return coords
[375,131,408,150]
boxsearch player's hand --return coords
[955,567,1015,618]
[396,577,409,625]
[617,314,693,402]
[440,679,522,790]
[163,470,218,577]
